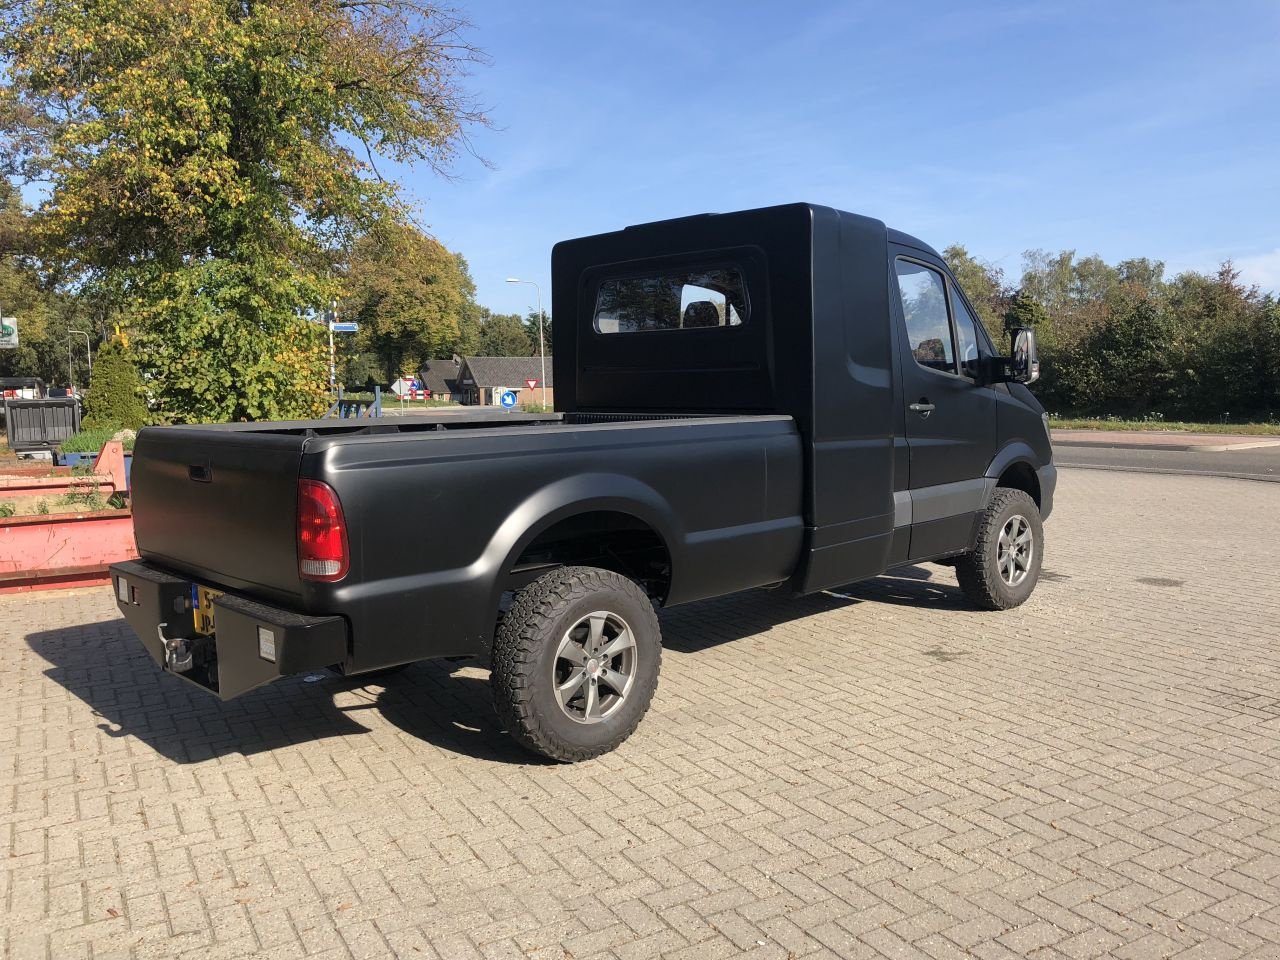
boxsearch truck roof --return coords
[619,203,943,261]
[884,225,942,259]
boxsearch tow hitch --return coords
[114,560,347,699]
[157,624,209,674]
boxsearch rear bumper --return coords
[109,559,347,700]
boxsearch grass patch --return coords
[59,426,136,453]
[1049,416,1280,436]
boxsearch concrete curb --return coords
[1051,435,1280,453]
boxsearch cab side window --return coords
[951,289,983,379]
[894,259,954,373]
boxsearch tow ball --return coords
[157,624,195,673]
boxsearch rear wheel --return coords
[491,566,661,762]
[955,488,1043,610]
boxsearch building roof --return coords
[459,356,554,389]
[418,358,461,396]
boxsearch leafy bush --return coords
[59,477,106,509]
[1005,258,1279,422]
[84,340,149,429]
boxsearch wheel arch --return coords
[986,442,1042,508]
[482,473,684,629]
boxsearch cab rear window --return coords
[594,266,748,334]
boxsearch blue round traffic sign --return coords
[499,390,517,409]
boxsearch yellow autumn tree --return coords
[1,0,487,421]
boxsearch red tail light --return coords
[297,480,349,581]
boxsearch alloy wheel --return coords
[998,514,1034,587]
[552,611,637,724]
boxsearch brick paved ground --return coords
[3,468,1280,960]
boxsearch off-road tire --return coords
[491,566,662,762]
[955,488,1044,611]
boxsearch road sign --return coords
[391,377,419,397]
[524,378,539,390]
[499,390,517,409]
[330,322,359,333]
[0,316,17,349]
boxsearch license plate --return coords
[192,584,223,634]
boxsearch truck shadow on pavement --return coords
[27,565,965,764]
[660,564,968,654]
[25,618,538,765]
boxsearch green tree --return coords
[1165,264,1267,418]
[526,309,552,356]
[1259,299,1280,415]
[477,310,533,356]
[942,244,1006,338]
[1003,290,1050,335]
[1068,291,1175,416]
[0,179,103,386]
[0,179,54,378]
[2,0,487,421]
[84,338,148,428]
[455,297,483,357]
[1018,250,1124,346]
[342,223,479,381]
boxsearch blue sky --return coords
[406,0,1280,315]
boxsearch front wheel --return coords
[491,566,662,762]
[955,488,1044,610]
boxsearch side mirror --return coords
[1008,327,1040,384]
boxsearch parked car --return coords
[1,376,47,400]
[111,202,1055,761]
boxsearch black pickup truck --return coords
[111,203,1055,761]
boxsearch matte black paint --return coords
[112,202,1054,693]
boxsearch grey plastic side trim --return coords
[907,477,993,525]
[893,490,912,528]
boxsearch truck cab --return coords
[552,203,1054,593]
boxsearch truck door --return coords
[889,249,998,560]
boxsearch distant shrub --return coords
[84,340,148,429]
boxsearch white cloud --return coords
[1236,249,1280,295]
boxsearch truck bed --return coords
[130,411,805,666]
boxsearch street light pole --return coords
[505,278,546,408]
[328,299,337,391]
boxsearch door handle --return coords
[909,400,936,417]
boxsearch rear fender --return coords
[479,473,683,641]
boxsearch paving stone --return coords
[2,469,1280,958]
